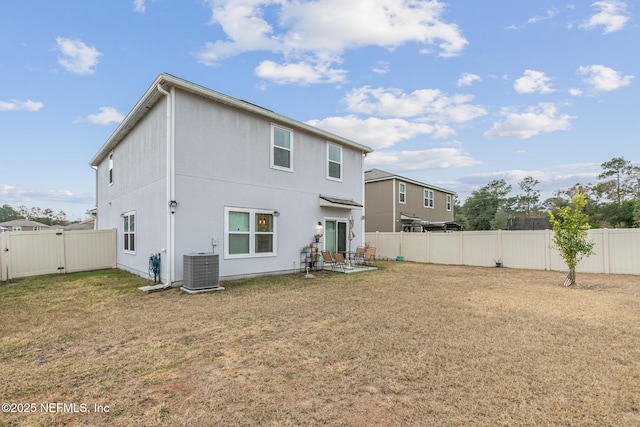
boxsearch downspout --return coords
[362,152,366,246]
[157,83,175,287]
[92,165,98,230]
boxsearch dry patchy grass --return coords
[0,263,639,426]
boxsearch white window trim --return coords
[123,211,136,254]
[424,189,434,209]
[224,207,277,259]
[326,142,343,182]
[446,194,452,211]
[399,182,406,204]
[270,124,293,172]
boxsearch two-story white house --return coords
[89,73,372,284]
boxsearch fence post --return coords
[602,228,610,274]
[0,233,6,282]
[544,229,551,271]
[57,230,66,274]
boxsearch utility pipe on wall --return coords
[157,83,175,286]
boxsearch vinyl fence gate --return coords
[0,229,116,281]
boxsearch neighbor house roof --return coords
[364,168,456,195]
[0,220,50,228]
[90,73,373,167]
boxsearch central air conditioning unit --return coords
[183,252,220,290]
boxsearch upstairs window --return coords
[424,189,434,208]
[108,153,114,185]
[399,182,406,204]
[327,143,342,181]
[123,211,135,254]
[447,194,452,211]
[271,124,293,171]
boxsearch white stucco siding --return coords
[172,89,363,198]
[95,101,169,278]
[174,176,364,280]
[171,89,366,280]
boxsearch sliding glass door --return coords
[325,220,347,253]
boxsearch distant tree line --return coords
[0,204,70,226]
[455,157,640,231]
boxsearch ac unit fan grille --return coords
[183,253,220,290]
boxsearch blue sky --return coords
[1,0,638,221]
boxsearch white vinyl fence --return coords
[0,229,116,281]
[365,229,640,275]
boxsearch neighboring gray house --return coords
[0,220,50,232]
[90,73,372,284]
[364,169,457,232]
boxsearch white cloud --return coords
[483,103,575,140]
[506,8,559,30]
[514,70,555,94]
[365,148,481,171]
[83,107,125,125]
[0,99,43,112]
[457,73,481,87]
[56,37,102,75]
[578,64,634,92]
[307,115,440,150]
[255,60,347,85]
[343,86,487,123]
[580,0,629,34]
[371,61,390,75]
[527,8,559,24]
[568,88,584,96]
[133,0,147,13]
[0,184,93,204]
[196,0,467,84]
[132,0,156,13]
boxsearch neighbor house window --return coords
[225,207,276,258]
[446,194,452,211]
[399,182,406,204]
[327,143,342,181]
[424,189,434,208]
[123,211,135,253]
[271,124,293,171]
[109,153,114,185]
[12,226,22,231]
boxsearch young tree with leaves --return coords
[548,191,595,286]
